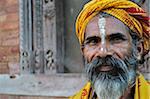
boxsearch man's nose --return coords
[95,44,113,58]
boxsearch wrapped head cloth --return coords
[76,0,150,53]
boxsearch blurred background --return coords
[0,0,149,98]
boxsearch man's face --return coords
[82,15,139,99]
[83,16,132,63]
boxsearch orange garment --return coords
[69,74,150,99]
[76,0,150,53]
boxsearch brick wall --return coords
[0,0,19,74]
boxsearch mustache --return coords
[85,56,129,83]
[104,57,127,68]
[86,56,128,73]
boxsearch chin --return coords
[94,77,126,99]
[93,68,136,99]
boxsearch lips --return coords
[96,65,113,72]
[95,65,119,76]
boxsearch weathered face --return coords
[83,16,132,63]
[82,15,140,99]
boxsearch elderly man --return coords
[70,0,150,99]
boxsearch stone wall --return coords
[0,0,19,74]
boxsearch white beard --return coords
[94,79,125,99]
[93,69,136,99]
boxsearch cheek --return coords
[112,42,132,59]
[83,47,97,63]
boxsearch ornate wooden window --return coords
[20,0,64,74]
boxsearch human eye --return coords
[114,37,124,41]
[85,37,99,46]
[111,37,126,44]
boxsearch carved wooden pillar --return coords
[43,0,64,73]
[19,0,34,74]
[43,0,57,74]
[32,0,45,74]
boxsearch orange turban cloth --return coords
[76,0,150,53]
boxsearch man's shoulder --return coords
[134,73,150,99]
[69,82,91,99]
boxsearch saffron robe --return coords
[69,74,150,99]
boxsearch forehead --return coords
[85,15,130,38]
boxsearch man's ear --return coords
[136,40,144,60]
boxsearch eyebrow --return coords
[108,33,127,40]
[85,36,100,41]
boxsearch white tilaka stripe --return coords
[98,15,106,52]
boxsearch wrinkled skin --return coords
[83,16,133,63]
